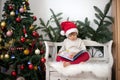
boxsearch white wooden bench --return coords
[44,40,113,80]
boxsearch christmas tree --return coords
[0,0,46,80]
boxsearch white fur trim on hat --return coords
[66,28,78,37]
[60,30,65,36]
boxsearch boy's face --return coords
[68,32,77,41]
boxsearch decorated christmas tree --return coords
[0,0,46,80]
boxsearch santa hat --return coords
[60,21,78,37]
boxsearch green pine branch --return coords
[39,0,113,43]
[39,9,65,42]
[77,0,113,43]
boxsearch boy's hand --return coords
[57,51,62,54]
[69,52,76,58]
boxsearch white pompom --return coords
[60,30,65,36]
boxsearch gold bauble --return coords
[4,54,9,59]
[0,37,2,42]
[1,21,6,28]
[24,6,26,11]
[0,54,4,59]
[29,25,34,30]
[10,11,15,16]
[23,49,30,55]
[34,66,38,70]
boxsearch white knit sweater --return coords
[59,38,86,53]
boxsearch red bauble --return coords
[11,71,17,76]
[16,17,21,22]
[28,64,33,70]
[20,65,24,70]
[40,58,46,63]
[20,36,26,43]
[32,31,39,37]
[8,5,13,10]
[40,49,45,54]
[33,16,37,21]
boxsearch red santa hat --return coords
[60,21,78,37]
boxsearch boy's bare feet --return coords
[63,61,71,67]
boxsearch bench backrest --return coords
[44,40,113,67]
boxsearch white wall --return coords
[29,0,111,29]
[1,0,111,29]
[0,0,7,20]
[0,0,2,20]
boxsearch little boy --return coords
[56,21,90,67]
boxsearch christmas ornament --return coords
[23,5,26,11]
[10,47,15,51]
[0,54,4,59]
[29,25,34,30]
[19,7,24,13]
[1,21,6,28]
[22,1,25,4]
[6,30,13,37]
[40,49,45,54]
[38,66,41,71]
[33,16,37,21]
[16,17,21,22]
[10,11,15,16]
[35,48,40,55]
[16,76,25,80]
[28,64,33,70]
[4,54,10,59]
[20,65,24,70]
[27,61,31,64]
[23,49,30,55]
[40,58,46,63]
[16,47,24,50]
[11,71,17,76]
[34,66,38,70]
[8,5,13,10]
[0,37,2,42]
[20,36,26,43]
[11,55,15,59]
[32,31,39,37]
[16,10,18,15]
